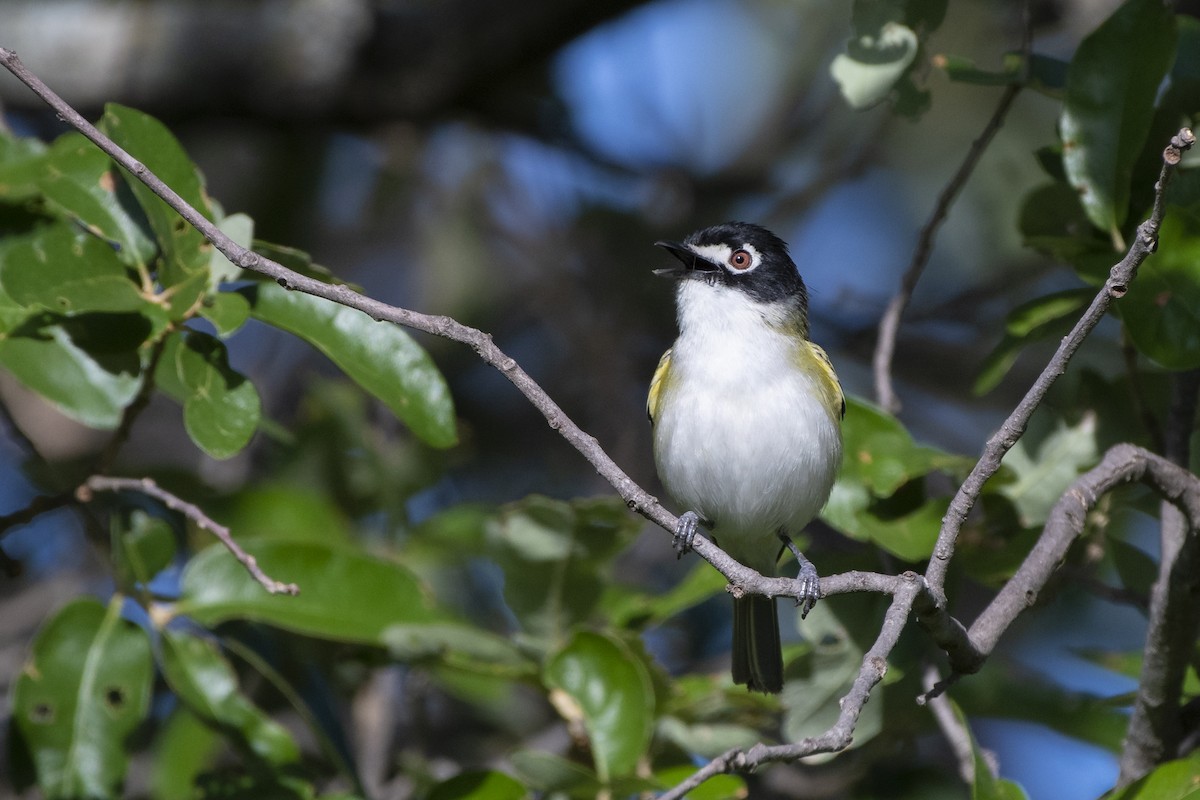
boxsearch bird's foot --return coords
[779,533,822,618]
[673,511,706,559]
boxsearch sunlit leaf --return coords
[1060,0,1177,238]
[543,631,654,782]
[175,539,440,642]
[999,413,1098,526]
[198,291,251,337]
[239,281,457,448]
[974,288,1094,394]
[1,222,154,315]
[0,312,148,429]
[12,597,153,799]
[831,21,919,109]
[99,104,212,291]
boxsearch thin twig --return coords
[78,475,300,596]
[925,127,1197,599]
[873,0,1033,413]
[922,664,981,784]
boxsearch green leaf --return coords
[175,539,440,642]
[486,496,641,642]
[199,291,251,337]
[112,509,176,588]
[656,716,761,760]
[836,397,968,496]
[543,631,654,782]
[150,708,223,800]
[830,21,919,109]
[209,212,252,289]
[782,602,880,753]
[238,282,456,448]
[158,628,300,765]
[156,330,261,459]
[604,560,728,629]
[974,288,1095,394]
[1060,0,1177,239]
[510,750,601,795]
[1102,752,1200,799]
[382,621,537,678]
[12,597,153,799]
[427,770,526,800]
[1,222,155,315]
[1118,209,1200,369]
[653,766,746,800]
[998,413,1098,526]
[0,312,148,429]
[98,104,213,291]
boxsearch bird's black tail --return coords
[731,595,782,693]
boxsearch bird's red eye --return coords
[729,249,752,270]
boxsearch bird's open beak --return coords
[653,241,717,278]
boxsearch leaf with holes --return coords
[12,597,153,800]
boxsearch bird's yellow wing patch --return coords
[806,342,845,421]
[647,348,672,423]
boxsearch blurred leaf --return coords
[426,770,526,800]
[510,750,600,795]
[175,539,440,642]
[382,622,537,678]
[1118,209,1200,370]
[1108,537,1158,599]
[156,330,261,459]
[150,707,222,800]
[998,413,1098,526]
[955,663,1128,751]
[12,597,153,799]
[654,765,747,799]
[0,131,47,198]
[1060,0,1177,239]
[1102,752,1200,799]
[782,602,880,753]
[238,282,457,448]
[487,496,641,641]
[656,716,760,760]
[831,21,919,109]
[159,628,300,765]
[99,104,213,292]
[199,291,252,337]
[604,560,728,629]
[112,509,176,588]
[974,288,1094,394]
[544,631,654,782]
[221,485,353,544]
[0,311,147,429]
[1,222,156,315]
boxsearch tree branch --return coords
[78,475,300,596]
[1119,371,1200,784]
[872,0,1032,413]
[925,127,1197,600]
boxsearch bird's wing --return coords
[646,348,672,423]
[808,342,846,420]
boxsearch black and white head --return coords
[654,222,809,313]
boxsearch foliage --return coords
[1,0,1200,798]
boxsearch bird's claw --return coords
[794,559,822,618]
[673,511,704,559]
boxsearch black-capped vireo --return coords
[648,222,845,693]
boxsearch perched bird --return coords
[647,222,844,693]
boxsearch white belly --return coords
[652,284,842,574]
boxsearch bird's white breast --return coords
[652,280,842,573]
